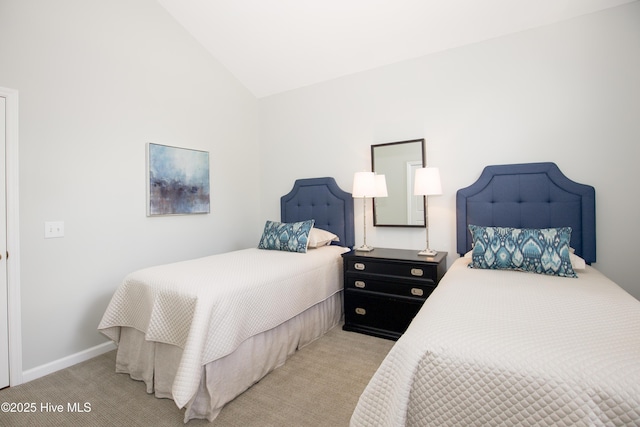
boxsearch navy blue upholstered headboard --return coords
[456,163,596,263]
[281,177,355,249]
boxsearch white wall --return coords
[259,3,640,299]
[0,0,261,372]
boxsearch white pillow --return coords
[569,252,586,271]
[308,227,339,248]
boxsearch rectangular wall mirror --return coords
[372,138,426,227]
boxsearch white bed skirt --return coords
[114,291,343,423]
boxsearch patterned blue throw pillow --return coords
[468,225,577,278]
[258,219,315,253]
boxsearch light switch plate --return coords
[45,221,64,238]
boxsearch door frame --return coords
[0,86,22,386]
[406,161,425,226]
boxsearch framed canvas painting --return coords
[147,143,210,216]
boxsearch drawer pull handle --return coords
[355,307,366,315]
[355,280,366,288]
[411,288,424,296]
[354,262,366,271]
[411,268,424,277]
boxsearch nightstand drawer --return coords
[344,290,424,337]
[345,275,435,299]
[345,259,437,283]
[342,249,447,340]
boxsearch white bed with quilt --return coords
[98,177,354,423]
[351,163,640,427]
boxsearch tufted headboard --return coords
[456,162,596,263]
[281,177,355,248]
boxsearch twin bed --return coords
[98,177,354,422]
[99,164,640,426]
[351,163,640,426]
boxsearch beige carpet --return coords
[0,325,393,427]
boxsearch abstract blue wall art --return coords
[147,143,210,216]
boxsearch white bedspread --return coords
[351,258,640,426]
[99,246,347,408]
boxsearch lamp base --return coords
[355,245,375,252]
[418,248,437,256]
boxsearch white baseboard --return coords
[21,341,117,384]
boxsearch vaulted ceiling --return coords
[158,0,635,98]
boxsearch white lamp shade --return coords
[414,167,442,196]
[375,174,388,197]
[352,172,376,198]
